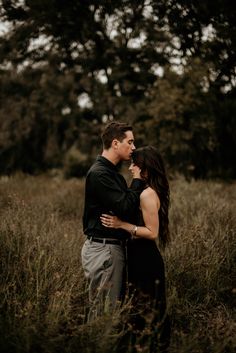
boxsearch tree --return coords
[152,0,236,90]
[0,0,235,177]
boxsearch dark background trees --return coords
[0,0,235,178]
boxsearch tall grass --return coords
[166,176,236,353]
[0,174,235,353]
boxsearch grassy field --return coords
[0,174,235,353]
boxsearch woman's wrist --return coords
[130,225,138,239]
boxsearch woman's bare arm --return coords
[100,187,160,240]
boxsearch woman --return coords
[100,146,170,352]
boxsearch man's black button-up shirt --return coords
[83,156,145,240]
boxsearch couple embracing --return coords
[81,121,171,352]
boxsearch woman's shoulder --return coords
[140,187,160,210]
[141,186,159,200]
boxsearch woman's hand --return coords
[100,214,123,229]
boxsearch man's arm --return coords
[89,171,144,219]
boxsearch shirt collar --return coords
[96,155,118,171]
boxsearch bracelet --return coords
[131,225,138,239]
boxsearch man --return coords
[81,121,144,320]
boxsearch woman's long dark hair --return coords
[132,146,170,248]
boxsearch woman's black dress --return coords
[126,212,170,352]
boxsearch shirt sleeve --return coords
[89,171,144,219]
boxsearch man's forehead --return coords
[124,130,134,140]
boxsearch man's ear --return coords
[112,139,119,149]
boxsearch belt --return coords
[87,236,126,246]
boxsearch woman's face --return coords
[129,161,135,173]
[129,161,147,179]
[129,162,140,176]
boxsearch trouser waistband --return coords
[87,236,126,246]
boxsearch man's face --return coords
[116,130,135,161]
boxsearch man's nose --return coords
[132,143,136,150]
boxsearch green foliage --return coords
[153,0,236,87]
[0,175,235,352]
[63,144,94,178]
[136,59,234,178]
[0,1,236,177]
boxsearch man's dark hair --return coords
[101,121,133,149]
